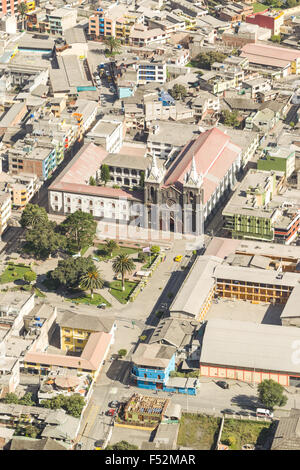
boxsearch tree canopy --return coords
[169,84,187,100]
[20,204,49,229]
[219,109,241,128]
[25,221,66,259]
[23,271,37,284]
[106,441,138,450]
[80,268,104,298]
[193,51,227,70]
[41,394,85,418]
[60,210,97,252]
[257,379,287,410]
[50,256,96,288]
[112,254,135,291]
[100,164,111,185]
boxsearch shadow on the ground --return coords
[231,394,259,411]
[106,359,131,384]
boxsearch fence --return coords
[180,408,274,423]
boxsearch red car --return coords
[107,409,117,417]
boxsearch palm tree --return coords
[105,239,119,257]
[112,254,135,291]
[17,2,28,31]
[80,269,104,299]
[103,36,121,55]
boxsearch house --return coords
[257,146,296,178]
[271,409,300,450]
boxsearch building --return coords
[245,10,284,35]
[137,61,166,84]
[131,343,198,395]
[0,192,11,238]
[45,8,77,36]
[122,393,170,427]
[85,119,123,154]
[271,409,300,450]
[199,318,300,386]
[5,173,39,209]
[147,121,201,160]
[222,169,300,244]
[23,310,115,380]
[144,127,242,233]
[8,145,57,181]
[257,146,296,178]
[241,43,300,76]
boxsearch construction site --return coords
[120,393,170,426]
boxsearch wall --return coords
[200,364,290,386]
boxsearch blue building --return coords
[131,343,198,395]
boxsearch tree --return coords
[112,254,135,291]
[80,268,104,298]
[105,239,119,257]
[194,51,227,70]
[25,221,66,259]
[41,394,85,418]
[19,392,35,406]
[89,176,96,186]
[106,441,138,450]
[270,34,281,44]
[20,204,48,229]
[140,170,145,188]
[2,393,19,404]
[23,270,37,285]
[118,349,127,358]
[24,425,38,439]
[257,379,288,411]
[219,109,241,128]
[60,211,97,252]
[17,2,28,31]
[150,245,161,255]
[100,164,110,185]
[169,84,187,100]
[50,256,96,288]
[104,36,121,55]
[138,251,147,263]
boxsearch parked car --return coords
[72,253,81,259]
[92,256,99,262]
[94,439,104,450]
[109,401,119,408]
[222,409,235,415]
[97,303,106,309]
[236,410,250,416]
[216,380,229,389]
[256,408,273,418]
[174,255,183,262]
[107,408,117,417]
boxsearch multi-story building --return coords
[0,192,11,238]
[8,145,57,181]
[246,9,284,36]
[7,173,39,209]
[131,343,198,395]
[0,0,35,15]
[85,118,123,154]
[223,169,300,244]
[257,146,296,178]
[45,7,77,36]
[136,61,166,84]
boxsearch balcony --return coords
[131,371,165,383]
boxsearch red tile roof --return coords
[164,128,241,204]
[242,43,300,62]
[24,332,112,372]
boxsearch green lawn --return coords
[177,414,221,450]
[95,244,138,260]
[109,280,138,304]
[221,419,273,450]
[66,292,111,307]
[253,2,267,12]
[0,265,34,284]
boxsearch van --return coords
[256,408,273,418]
[72,253,81,259]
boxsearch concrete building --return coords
[0,192,10,237]
[245,9,284,35]
[147,121,201,160]
[223,169,300,244]
[258,146,296,178]
[45,8,77,36]
[199,318,300,386]
[85,119,123,154]
[136,61,166,84]
[241,43,300,76]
